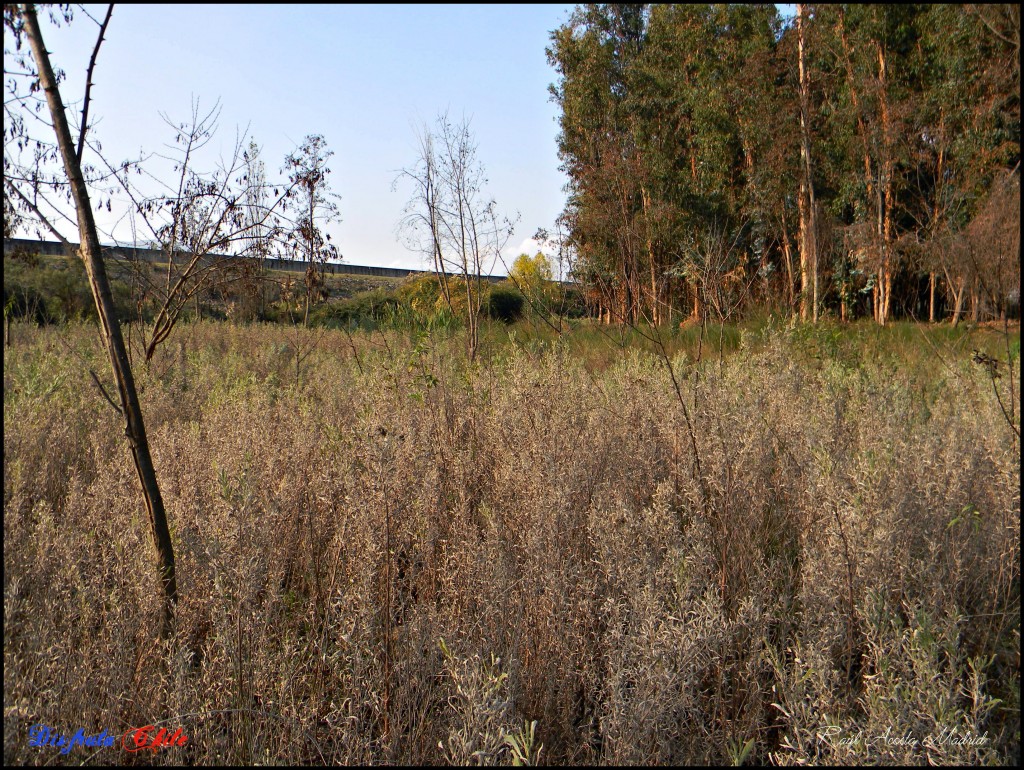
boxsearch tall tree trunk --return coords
[303,188,315,329]
[877,42,894,326]
[797,5,818,322]
[929,272,936,323]
[798,188,810,320]
[781,210,796,315]
[22,3,177,636]
[641,185,660,325]
[840,8,884,325]
[465,274,479,362]
[930,118,945,326]
[947,270,965,326]
[881,264,892,325]
[649,259,659,325]
[259,251,267,319]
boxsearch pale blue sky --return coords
[14,4,576,272]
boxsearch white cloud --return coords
[497,237,560,273]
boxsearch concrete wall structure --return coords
[3,238,509,282]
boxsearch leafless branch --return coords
[89,367,123,414]
[77,4,113,163]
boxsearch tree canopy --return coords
[547,3,1020,325]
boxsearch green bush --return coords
[396,273,444,313]
[4,283,50,324]
[4,256,96,323]
[3,255,141,324]
[311,288,401,329]
[484,284,525,323]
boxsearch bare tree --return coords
[98,102,295,357]
[397,127,454,311]
[688,222,755,325]
[3,4,310,636]
[3,3,178,635]
[282,134,341,327]
[242,139,272,318]
[397,113,515,360]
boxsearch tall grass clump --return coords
[3,318,1019,765]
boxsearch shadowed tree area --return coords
[547,3,1019,326]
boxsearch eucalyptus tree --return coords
[795,5,820,321]
[812,4,930,325]
[912,3,1020,322]
[547,4,647,324]
[546,3,1018,325]
[734,8,802,314]
[549,4,787,325]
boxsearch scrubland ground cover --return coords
[3,318,1020,765]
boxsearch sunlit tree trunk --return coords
[797,5,818,322]
[947,270,966,326]
[21,2,176,635]
[929,272,937,323]
[876,42,895,326]
[798,191,811,320]
[781,210,796,315]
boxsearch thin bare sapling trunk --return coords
[22,4,177,635]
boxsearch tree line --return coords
[547,4,1020,326]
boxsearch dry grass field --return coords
[3,319,1020,765]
